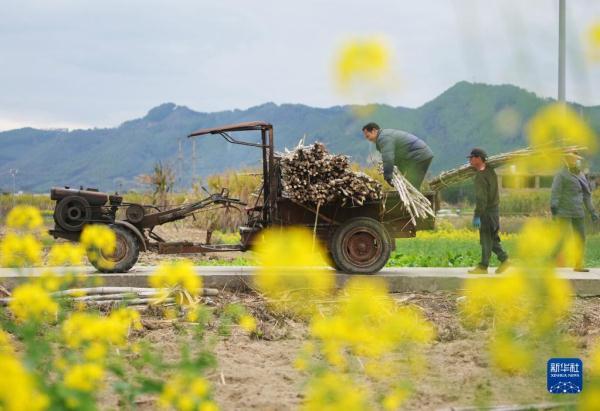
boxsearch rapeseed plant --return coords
[519,103,597,174]
[149,260,202,305]
[5,204,44,231]
[158,374,218,411]
[254,227,334,317]
[461,218,574,381]
[0,232,42,267]
[0,205,221,410]
[9,283,58,323]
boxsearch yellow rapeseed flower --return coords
[0,233,42,267]
[238,314,257,333]
[523,103,597,174]
[254,227,334,316]
[63,363,105,392]
[80,225,116,255]
[0,330,14,355]
[5,205,44,231]
[489,335,533,374]
[311,277,434,362]
[159,374,215,411]
[62,308,141,350]
[302,372,370,411]
[149,260,201,304]
[382,386,410,411]
[47,243,85,266]
[0,353,49,411]
[9,283,58,322]
[335,37,391,90]
[34,270,63,292]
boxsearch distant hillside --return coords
[1,81,599,192]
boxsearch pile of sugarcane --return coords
[428,145,587,191]
[278,142,382,206]
[390,167,435,225]
[0,287,219,310]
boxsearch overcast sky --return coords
[1,0,599,131]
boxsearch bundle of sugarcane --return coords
[0,287,219,308]
[427,145,587,192]
[390,167,435,225]
[277,142,383,206]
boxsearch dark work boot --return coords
[468,265,488,274]
[495,259,511,274]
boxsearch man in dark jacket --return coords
[551,153,599,272]
[362,123,434,190]
[467,148,510,274]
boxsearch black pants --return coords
[402,157,433,190]
[557,217,586,268]
[479,212,508,268]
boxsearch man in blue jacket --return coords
[362,123,434,190]
[551,153,599,272]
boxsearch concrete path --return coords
[2,266,600,295]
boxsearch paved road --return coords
[2,266,600,295]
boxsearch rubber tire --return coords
[54,196,91,232]
[87,225,140,273]
[326,250,343,271]
[330,217,392,274]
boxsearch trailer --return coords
[49,121,436,274]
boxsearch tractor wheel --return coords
[330,217,392,274]
[54,195,91,232]
[87,225,140,273]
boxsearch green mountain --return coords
[1,81,598,192]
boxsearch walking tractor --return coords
[49,122,437,274]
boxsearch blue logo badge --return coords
[547,358,583,394]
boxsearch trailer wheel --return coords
[326,251,342,271]
[330,217,392,274]
[87,225,140,273]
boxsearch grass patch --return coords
[389,231,600,268]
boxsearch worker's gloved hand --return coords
[472,216,481,229]
[592,213,599,222]
[551,206,558,216]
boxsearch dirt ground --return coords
[98,291,600,411]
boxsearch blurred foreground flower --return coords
[159,374,218,411]
[519,103,597,174]
[5,205,44,231]
[0,352,49,411]
[334,37,396,117]
[586,22,600,62]
[47,243,85,266]
[302,372,369,411]
[149,260,201,305]
[460,218,574,375]
[254,227,334,317]
[0,232,42,267]
[300,277,434,409]
[62,308,142,351]
[311,277,434,362]
[9,283,58,323]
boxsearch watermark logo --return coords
[547,358,583,394]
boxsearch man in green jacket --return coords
[467,148,510,274]
[551,153,599,272]
[362,123,434,190]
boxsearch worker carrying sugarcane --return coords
[551,152,599,272]
[466,148,510,275]
[362,123,434,190]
